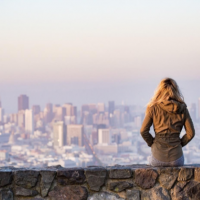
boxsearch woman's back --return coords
[140,78,195,166]
[141,100,195,162]
[149,100,186,134]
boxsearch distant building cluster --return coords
[0,95,200,168]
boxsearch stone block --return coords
[108,166,132,179]
[135,169,158,189]
[171,181,188,200]
[14,170,39,189]
[158,168,179,189]
[0,171,13,187]
[40,170,56,197]
[0,189,13,200]
[57,168,85,185]
[126,189,140,200]
[85,166,107,191]
[194,168,200,182]
[88,192,125,200]
[109,181,133,192]
[49,185,88,200]
[152,186,170,200]
[185,181,200,200]
[178,167,193,181]
[15,186,38,197]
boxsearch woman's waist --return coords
[155,132,180,139]
[154,133,181,145]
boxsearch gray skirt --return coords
[148,154,184,167]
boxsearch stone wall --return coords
[0,164,200,200]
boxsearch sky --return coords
[0,0,200,112]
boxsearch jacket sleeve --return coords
[140,108,154,147]
[181,108,195,147]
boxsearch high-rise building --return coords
[0,108,4,124]
[25,109,34,135]
[108,101,115,114]
[63,103,73,116]
[18,95,29,111]
[63,104,77,123]
[67,125,84,146]
[54,106,66,121]
[97,103,105,112]
[32,105,41,115]
[18,110,25,128]
[53,121,66,147]
[44,103,53,123]
[98,129,111,144]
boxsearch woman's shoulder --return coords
[146,104,157,116]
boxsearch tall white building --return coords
[98,129,111,144]
[25,109,34,135]
[53,121,66,147]
[97,103,105,112]
[0,107,4,124]
[67,125,84,146]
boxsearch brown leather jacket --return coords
[140,100,195,162]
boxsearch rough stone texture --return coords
[88,192,125,200]
[108,166,132,179]
[109,181,133,192]
[178,168,193,181]
[158,168,179,189]
[185,181,200,200]
[1,165,200,200]
[14,170,39,189]
[152,187,171,200]
[135,169,158,189]
[15,186,38,197]
[0,189,13,200]
[48,185,88,200]
[85,167,107,191]
[57,168,85,185]
[126,189,140,200]
[171,181,188,200]
[141,190,152,200]
[194,167,200,182]
[40,170,56,197]
[0,171,13,187]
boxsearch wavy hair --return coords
[147,78,184,108]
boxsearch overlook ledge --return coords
[0,164,200,200]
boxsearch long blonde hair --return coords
[147,78,184,108]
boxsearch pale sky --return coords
[0,0,200,83]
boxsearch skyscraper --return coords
[25,109,34,135]
[32,105,41,115]
[108,101,115,114]
[0,100,4,124]
[44,103,53,123]
[97,103,105,112]
[18,95,29,111]
[53,121,66,147]
[98,129,111,144]
[67,125,84,146]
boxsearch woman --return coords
[140,78,195,167]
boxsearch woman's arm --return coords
[140,109,154,147]
[181,108,195,147]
